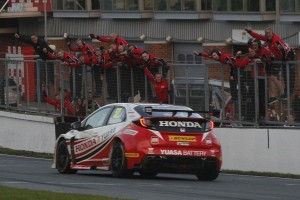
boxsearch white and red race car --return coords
[53,103,222,181]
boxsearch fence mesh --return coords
[0,58,299,127]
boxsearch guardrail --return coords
[0,58,299,127]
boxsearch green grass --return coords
[0,147,53,159]
[0,185,127,200]
[222,170,300,179]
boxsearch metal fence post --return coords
[130,67,134,102]
[37,59,41,112]
[253,62,259,127]
[60,63,65,117]
[117,66,121,103]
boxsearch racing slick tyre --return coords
[139,170,158,178]
[111,141,132,178]
[196,164,219,181]
[56,140,77,174]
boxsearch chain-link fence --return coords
[0,58,299,128]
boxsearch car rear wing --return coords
[144,107,220,118]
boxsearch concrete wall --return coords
[0,111,300,174]
[214,128,300,174]
[0,111,56,153]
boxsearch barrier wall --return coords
[0,111,299,174]
[214,128,300,175]
[0,111,55,153]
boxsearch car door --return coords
[73,106,128,166]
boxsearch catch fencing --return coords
[0,57,299,128]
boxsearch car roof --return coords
[102,103,193,111]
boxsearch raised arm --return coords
[143,67,155,84]
[245,29,267,42]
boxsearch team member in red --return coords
[245,27,295,95]
[141,51,169,78]
[245,27,289,60]
[43,88,75,115]
[143,66,168,104]
[92,48,104,97]
[90,33,128,51]
[193,49,238,102]
[251,39,285,105]
[67,38,95,66]
[43,49,82,98]
[236,48,266,120]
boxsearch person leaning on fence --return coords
[245,27,295,96]
[100,46,118,101]
[250,39,285,106]
[91,48,104,97]
[43,48,82,98]
[141,51,170,78]
[14,33,55,94]
[193,49,238,102]
[90,32,128,51]
[66,36,96,66]
[42,88,75,115]
[141,66,169,104]
[236,47,266,121]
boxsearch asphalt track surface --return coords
[1,154,300,200]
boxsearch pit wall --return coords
[0,111,55,153]
[214,128,300,175]
[0,111,299,175]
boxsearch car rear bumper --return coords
[139,155,220,174]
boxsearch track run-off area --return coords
[0,154,300,200]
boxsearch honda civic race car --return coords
[53,103,222,181]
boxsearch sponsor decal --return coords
[74,127,116,154]
[125,153,139,158]
[160,149,206,156]
[123,129,138,136]
[169,135,196,142]
[159,121,202,128]
[180,128,186,132]
[75,138,97,154]
[177,142,190,146]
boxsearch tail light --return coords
[205,121,214,132]
[134,118,153,129]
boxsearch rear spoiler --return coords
[144,107,220,118]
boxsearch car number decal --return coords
[113,107,123,119]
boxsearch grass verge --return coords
[222,170,300,179]
[0,185,126,200]
[0,147,53,159]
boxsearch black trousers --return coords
[70,66,83,98]
[92,67,102,96]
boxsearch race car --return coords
[52,103,222,181]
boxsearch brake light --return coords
[205,121,214,132]
[137,118,153,128]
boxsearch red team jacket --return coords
[144,67,168,103]
[68,43,95,65]
[96,36,128,51]
[45,90,75,115]
[47,52,79,68]
[247,30,290,60]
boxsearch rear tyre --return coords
[111,141,132,178]
[56,140,77,174]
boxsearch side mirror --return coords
[71,121,81,130]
